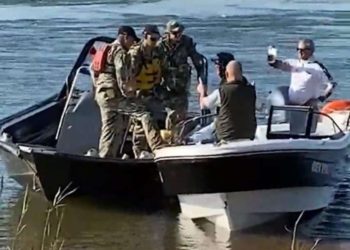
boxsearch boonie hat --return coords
[166,20,185,33]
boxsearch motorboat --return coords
[154,95,350,231]
[0,36,209,203]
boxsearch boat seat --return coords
[56,90,102,155]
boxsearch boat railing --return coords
[58,36,114,100]
[55,37,117,140]
[176,113,218,141]
[266,105,345,140]
[55,65,94,140]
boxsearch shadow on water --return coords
[177,212,350,250]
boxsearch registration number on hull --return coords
[311,161,329,175]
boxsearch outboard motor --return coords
[266,85,290,123]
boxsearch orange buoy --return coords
[321,100,350,114]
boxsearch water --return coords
[1,0,350,248]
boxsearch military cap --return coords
[143,25,160,35]
[211,52,235,67]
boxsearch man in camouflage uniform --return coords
[127,25,166,158]
[94,26,138,158]
[157,20,207,130]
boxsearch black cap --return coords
[143,24,160,35]
[211,52,235,67]
[118,25,140,42]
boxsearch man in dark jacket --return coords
[197,60,257,142]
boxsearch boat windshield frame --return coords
[57,36,115,100]
[266,105,346,140]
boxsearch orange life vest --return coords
[91,45,111,75]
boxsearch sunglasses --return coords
[147,34,159,41]
[171,31,181,37]
[296,47,310,52]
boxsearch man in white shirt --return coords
[268,39,336,106]
[268,39,337,133]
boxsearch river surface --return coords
[1,0,350,249]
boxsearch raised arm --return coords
[269,59,295,72]
[197,79,220,110]
[269,59,318,74]
[187,37,207,85]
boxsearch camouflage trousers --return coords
[161,74,190,130]
[130,112,164,158]
[129,96,165,158]
[95,89,129,158]
[164,93,189,130]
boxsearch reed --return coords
[9,182,77,250]
[9,185,30,250]
[291,210,305,250]
[40,182,77,250]
[290,210,321,250]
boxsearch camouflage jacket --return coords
[158,35,204,77]
[128,41,166,79]
[95,40,131,97]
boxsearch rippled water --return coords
[1,0,350,249]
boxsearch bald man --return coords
[196,60,257,142]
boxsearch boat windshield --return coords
[266,105,350,139]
